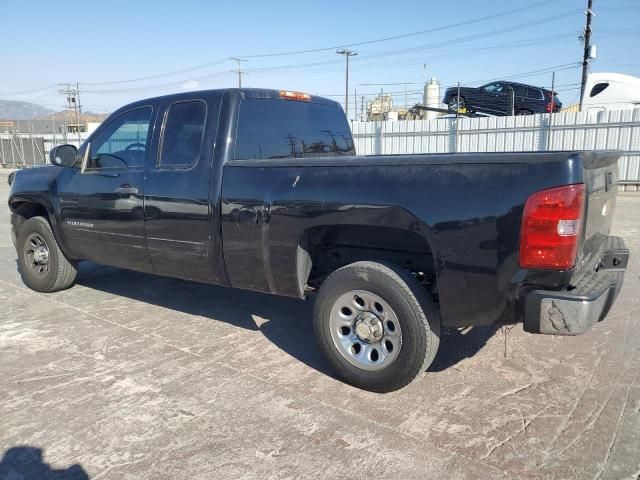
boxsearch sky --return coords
[1,0,639,119]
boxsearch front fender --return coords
[9,166,73,257]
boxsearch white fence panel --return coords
[352,109,640,189]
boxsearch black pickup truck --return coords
[8,88,629,392]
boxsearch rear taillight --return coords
[519,184,585,270]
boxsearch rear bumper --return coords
[523,236,629,335]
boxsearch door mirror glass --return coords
[49,144,77,167]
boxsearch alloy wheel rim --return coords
[24,233,51,278]
[329,290,402,371]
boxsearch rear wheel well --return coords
[299,225,438,300]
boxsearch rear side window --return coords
[525,87,543,100]
[234,99,355,160]
[512,85,527,97]
[159,100,207,168]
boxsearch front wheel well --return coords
[11,202,48,219]
[10,202,51,244]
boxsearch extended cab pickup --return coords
[8,88,629,392]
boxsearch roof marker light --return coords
[279,90,311,102]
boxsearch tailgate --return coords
[577,151,621,271]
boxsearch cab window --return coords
[234,98,354,160]
[88,106,153,170]
[512,85,527,97]
[158,100,207,168]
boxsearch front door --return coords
[58,105,155,272]
[481,82,511,115]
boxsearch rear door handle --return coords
[114,186,138,195]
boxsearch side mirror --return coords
[49,144,78,167]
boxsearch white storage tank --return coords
[423,78,441,120]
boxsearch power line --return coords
[78,16,582,96]
[238,0,558,58]
[466,62,581,86]
[82,70,230,94]
[0,84,58,96]
[1,0,562,93]
[81,59,229,86]
[241,11,581,75]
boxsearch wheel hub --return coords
[329,290,403,371]
[33,246,49,264]
[354,312,384,342]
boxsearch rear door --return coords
[525,87,546,113]
[58,105,155,272]
[143,93,222,282]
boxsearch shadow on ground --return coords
[71,263,497,379]
[0,446,88,480]
[429,324,501,372]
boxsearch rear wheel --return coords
[314,261,440,392]
[516,109,532,116]
[17,216,77,292]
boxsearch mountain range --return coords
[0,100,56,120]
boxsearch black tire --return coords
[447,96,466,112]
[314,261,440,393]
[516,109,532,116]
[17,216,77,292]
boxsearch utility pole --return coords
[336,49,357,119]
[58,83,82,145]
[76,82,82,113]
[230,57,247,88]
[579,0,594,111]
[547,71,556,148]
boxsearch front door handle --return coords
[114,186,138,195]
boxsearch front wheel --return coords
[17,216,77,292]
[314,261,440,392]
[447,96,466,112]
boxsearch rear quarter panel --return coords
[221,155,583,327]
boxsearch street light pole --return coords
[337,49,357,119]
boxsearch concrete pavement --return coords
[0,169,638,479]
